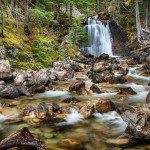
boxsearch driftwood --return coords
[0,127,46,150]
[130,45,150,53]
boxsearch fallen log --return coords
[0,127,46,150]
[130,45,150,53]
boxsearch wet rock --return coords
[0,60,13,81]
[32,84,45,94]
[106,138,135,147]
[71,63,82,72]
[76,87,87,95]
[146,92,150,103]
[62,97,80,103]
[116,87,136,95]
[69,81,85,91]
[92,62,106,73]
[90,84,101,94]
[17,86,30,96]
[109,76,127,84]
[98,53,109,60]
[96,99,115,113]
[0,85,19,99]
[51,103,60,112]
[58,139,83,149]
[20,105,35,116]
[80,102,94,117]
[60,104,80,114]
[148,82,150,86]
[35,103,54,119]
[64,68,74,79]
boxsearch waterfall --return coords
[82,17,113,57]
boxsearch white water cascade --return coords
[82,17,113,57]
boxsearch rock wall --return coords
[109,20,130,56]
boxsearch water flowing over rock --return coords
[82,18,113,57]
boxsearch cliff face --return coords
[109,20,130,56]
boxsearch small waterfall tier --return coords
[82,18,113,57]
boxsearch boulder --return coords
[20,105,35,116]
[116,87,136,95]
[109,76,127,84]
[96,99,115,113]
[80,102,94,117]
[14,72,28,86]
[35,103,54,119]
[92,62,106,73]
[0,80,6,85]
[51,103,60,112]
[146,92,150,103]
[62,97,80,103]
[60,104,80,114]
[0,85,19,99]
[32,69,50,85]
[0,60,13,81]
[32,84,45,94]
[90,84,101,94]
[17,86,30,96]
[69,81,85,92]
[53,72,66,81]
[76,87,87,95]
[146,56,150,63]
[98,53,109,60]
[64,68,74,79]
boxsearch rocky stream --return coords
[0,50,150,150]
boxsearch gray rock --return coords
[0,60,13,81]
[17,86,30,96]
[0,85,19,99]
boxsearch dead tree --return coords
[135,0,142,43]
[0,0,4,37]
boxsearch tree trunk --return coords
[69,3,73,25]
[135,0,142,43]
[0,0,4,37]
[10,0,14,11]
[24,0,30,35]
[0,127,46,150]
[145,0,148,29]
[25,0,28,25]
[56,3,60,22]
